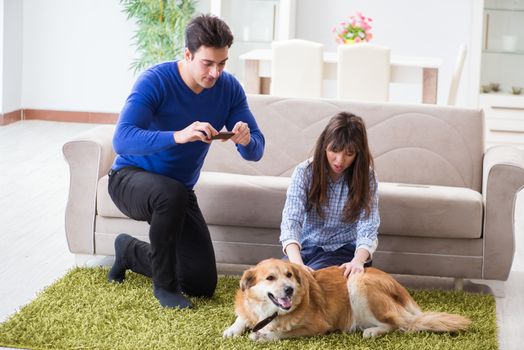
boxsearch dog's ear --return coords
[240,268,256,291]
[290,264,302,285]
[290,263,315,291]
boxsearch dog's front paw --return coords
[223,318,247,338]
[249,331,280,342]
[223,324,243,338]
[223,326,238,338]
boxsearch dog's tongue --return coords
[278,297,292,309]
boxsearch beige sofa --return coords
[62,95,524,283]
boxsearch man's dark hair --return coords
[185,14,234,54]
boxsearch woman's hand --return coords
[288,256,314,273]
[299,264,315,273]
[339,259,365,278]
[340,248,370,278]
[285,243,314,273]
[173,121,218,144]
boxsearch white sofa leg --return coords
[75,254,94,266]
[469,279,506,298]
[453,278,464,291]
[75,254,114,267]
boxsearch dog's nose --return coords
[284,286,294,297]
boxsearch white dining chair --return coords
[336,43,391,102]
[447,44,467,106]
[270,39,324,98]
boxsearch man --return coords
[107,14,265,309]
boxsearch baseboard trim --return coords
[23,109,118,124]
[0,109,23,125]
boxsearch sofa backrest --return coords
[202,94,485,192]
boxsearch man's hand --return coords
[174,121,218,144]
[230,121,251,146]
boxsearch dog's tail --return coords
[404,312,471,333]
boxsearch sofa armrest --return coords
[62,125,116,254]
[482,145,524,280]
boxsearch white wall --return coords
[295,0,477,106]
[2,0,23,114]
[14,0,480,112]
[21,0,137,112]
[20,0,212,113]
[0,0,4,112]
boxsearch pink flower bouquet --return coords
[332,12,373,44]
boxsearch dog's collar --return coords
[252,312,278,332]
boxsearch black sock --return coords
[153,285,193,309]
[107,233,133,283]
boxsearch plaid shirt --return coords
[280,160,380,255]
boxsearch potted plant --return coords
[121,0,196,73]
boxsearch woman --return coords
[280,112,379,277]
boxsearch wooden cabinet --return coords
[479,93,524,148]
[479,0,524,148]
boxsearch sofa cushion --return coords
[194,172,291,228]
[97,175,125,218]
[97,174,483,240]
[379,182,483,239]
[97,172,291,229]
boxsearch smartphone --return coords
[211,131,235,140]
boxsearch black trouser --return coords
[108,166,217,297]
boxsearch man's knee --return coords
[152,180,188,212]
[183,274,217,297]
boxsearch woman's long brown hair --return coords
[307,112,375,223]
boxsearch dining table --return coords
[239,49,443,104]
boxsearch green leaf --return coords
[120,0,196,74]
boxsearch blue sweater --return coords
[112,61,265,189]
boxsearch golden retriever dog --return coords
[223,258,470,341]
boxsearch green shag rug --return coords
[0,267,498,350]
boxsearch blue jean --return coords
[299,243,372,270]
